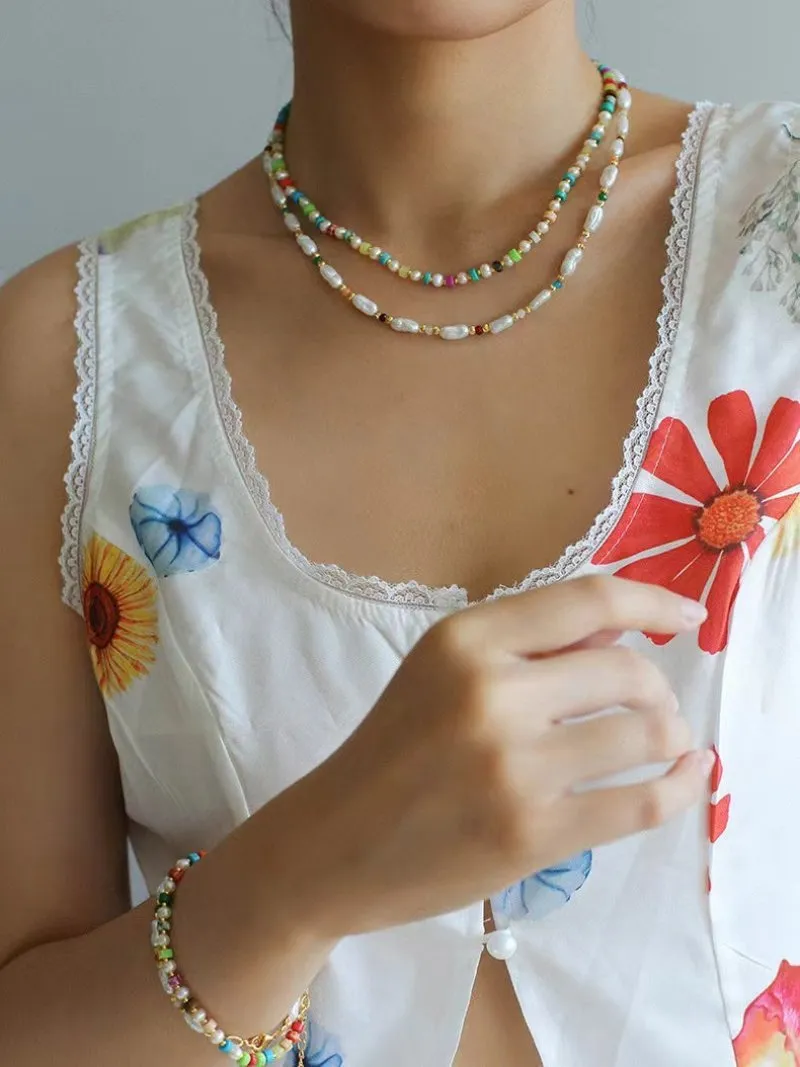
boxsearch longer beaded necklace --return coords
[266,66,631,341]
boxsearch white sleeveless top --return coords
[61,101,800,1067]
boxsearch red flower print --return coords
[733,961,800,1065]
[709,747,731,844]
[593,392,800,654]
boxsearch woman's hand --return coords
[298,576,712,937]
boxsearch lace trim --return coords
[186,102,714,611]
[59,238,99,615]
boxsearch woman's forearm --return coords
[0,777,339,1066]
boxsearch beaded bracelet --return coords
[152,852,309,1065]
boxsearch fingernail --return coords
[680,598,708,627]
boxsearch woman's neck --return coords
[286,0,599,252]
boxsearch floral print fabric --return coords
[130,486,222,577]
[734,962,800,1065]
[81,533,158,696]
[593,391,800,653]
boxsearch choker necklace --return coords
[266,66,631,341]
[266,65,629,291]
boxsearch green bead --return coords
[256,1055,267,1067]
[158,893,172,905]
[157,948,174,960]
[239,1055,250,1067]
[598,191,609,202]
[469,268,481,283]
[508,248,522,263]
[301,202,316,216]
[312,254,322,266]
[552,279,563,290]
[270,157,285,173]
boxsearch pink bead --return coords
[445,275,456,289]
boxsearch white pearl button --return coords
[485,928,518,961]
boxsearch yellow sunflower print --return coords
[81,534,159,697]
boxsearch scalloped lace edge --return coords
[187,101,714,612]
[59,238,98,615]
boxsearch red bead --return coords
[249,1055,259,1065]
[278,176,293,189]
[287,1032,301,1044]
[475,325,484,335]
[197,850,207,858]
[172,869,184,883]
[291,1021,304,1033]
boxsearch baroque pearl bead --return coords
[611,137,625,159]
[457,272,470,285]
[440,324,470,341]
[618,114,630,137]
[270,184,286,206]
[390,317,420,334]
[561,247,584,276]
[320,264,343,289]
[519,239,532,254]
[490,314,515,334]
[432,273,444,287]
[529,289,553,312]
[352,294,378,317]
[283,214,301,233]
[297,235,318,256]
[479,263,493,278]
[601,164,619,190]
[618,86,632,111]
[486,928,518,961]
[585,205,605,233]
[410,270,423,282]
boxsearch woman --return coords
[1,0,799,1064]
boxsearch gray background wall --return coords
[1,0,797,283]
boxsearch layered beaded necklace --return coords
[265,64,631,341]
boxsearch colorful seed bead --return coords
[152,854,311,1062]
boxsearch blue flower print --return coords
[130,486,222,578]
[492,850,592,923]
[287,1019,344,1067]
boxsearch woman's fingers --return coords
[457,575,707,658]
[558,749,714,855]
[505,644,678,726]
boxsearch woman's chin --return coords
[311,0,554,41]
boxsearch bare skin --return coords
[0,2,713,1066]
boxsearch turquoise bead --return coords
[563,173,577,185]
[423,272,433,285]
[552,279,564,290]
[554,190,567,202]
[265,1051,277,1064]
[469,268,480,283]
[601,100,616,113]
[219,1041,232,1054]
[379,252,391,266]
